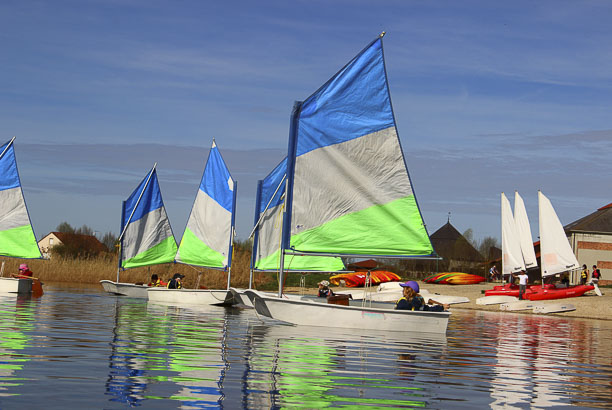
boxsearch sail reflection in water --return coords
[0,295,35,397]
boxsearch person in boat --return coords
[148,274,166,287]
[317,280,334,297]
[591,265,601,285]
[517,270,529,300]
[167,273,184,289]
[580,265,588,285]
[13,263,34,279]
[395,281,449,312]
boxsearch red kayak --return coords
[526,285,595,301]
[484,283,543,297]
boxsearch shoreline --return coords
[286,282,611,321]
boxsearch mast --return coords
[279,101,302,298]
[249,180,264,289]
[226,180,238,290]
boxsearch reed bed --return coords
[0,247,271,289]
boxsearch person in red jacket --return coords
[14,263,33,278]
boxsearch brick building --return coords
[564,203,612,284]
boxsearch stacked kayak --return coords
[485,283,594,300]
[424,272,485,285]
[329,271,400,287]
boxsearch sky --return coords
[2,0,611,245]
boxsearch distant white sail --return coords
[514,191,538,269]
[538,191,579,277]
[501,192,525,275]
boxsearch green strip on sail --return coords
[123,237,177,269]
[176,228,225,268]
[0,225,41,259]
[290,196,433,256]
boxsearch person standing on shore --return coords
[580,265,588,285]
[591,265,601,285]
[517,270,528,300]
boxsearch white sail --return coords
[513,191,537,269]
[538,191,579,277]
[501,192,525,275]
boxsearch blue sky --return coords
[2,0,611,244]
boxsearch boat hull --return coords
[147,288,234,306]
[526,285,594,301]
[245,290,450,334]
[100,280,149,298]
[0,277,32,294]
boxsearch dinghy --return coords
[525,192,593,301]
[148,141,237,306]
[100,164,178,298]
[476,295,518,305]
[533,303,576,314]
[245,33,449,333]
[0,138,44,295]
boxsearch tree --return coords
[56,222,75,233]
[478,236,500,259]
[101,231,118,253]
[462,228,478,248]
[75,225,94,235]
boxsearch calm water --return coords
[0,284,611,409]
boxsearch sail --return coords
[176,141,236,269]
[513,191,537,269]
[538,191,579,277]
[501,192,525,275]
[120,166,177,269]
[252,158,344,271]
[283,35,434,258]
[0,138,42,259]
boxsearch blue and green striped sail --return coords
[0,138,42,259]
[176,141,236,269]
[252,158,344,272]
[283,34,434,258]
[120,166,177,269]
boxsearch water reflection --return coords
[0,295,36,397]
[1,286,611,409]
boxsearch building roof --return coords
[43,232,108,253]
[429,222,484,262]
[564,202,612,233]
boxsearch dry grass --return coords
[0,247,272,289]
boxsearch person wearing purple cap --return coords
[395,280,449,312]
[13,263,34,279]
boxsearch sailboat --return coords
[100,164,178,297]
[514,191,537,269]
[148,140,236,306]
[0,137,43,294]
[230,157,346,306]
[526,191,593,300]
[245,33,449,334]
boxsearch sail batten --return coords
[175,141,236,269]
[0,139,42,259]
[282,36,434,259]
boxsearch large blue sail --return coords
[0,138,42,259]
[120,166,177,269]
[176,140,236,269]
[283,34,434,258]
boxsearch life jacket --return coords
[19,269,33,278]
[581,269,588,279]
[593,269,600,279]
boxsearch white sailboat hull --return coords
[100,280,149,298]
[476,295,518,305]
[245,290,450,334]
[147,287,233,306]
[0,277,32,294]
